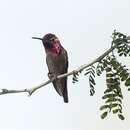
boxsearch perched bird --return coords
[32,34,69,103]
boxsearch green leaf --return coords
[84,71,90,75]
[110,103,118,108]
[118,114,125,120]
[111,61,120,69]
[85,68,91,72]
[125,78,130,86]
[105,98,118,103]
[113,109,119,114]
[117,99,122,104]
[118,104,122,110]
[106,78,114,83]
[124,53,127,57]
[121,73,129,81]
[100,66,104,71]
[106,73,113,77]
[91,65,95,69]
[90,71,95,77]
[126,49,130,54]
[101,111,108,119]
[90,89,95,96]
[118,94,123,99]
[106,67,112,72]
[89,76,95,85]
[100,105,109,110]
[114,77,120,82]
[118,33,123,37]
[127,36,130,40]
[102,94,117,99]
[119,70,128,78]
[104,89,112,94]
[96,70,102,76]
[119,52,123,56]
[106,84,114,88]
[72,75,79,83]
[73,78,78,82]
[90,84,94,89]
[91,67,95,74]
[117,48,123,53]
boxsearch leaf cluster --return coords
[96,56,110,76]
[84,65,96,96]
[72,71,79,83]
[100,63,124,120]
[71,30,130,120]
[110,57,130,90]
[112,31,130,57]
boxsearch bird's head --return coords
[32,33,61,54]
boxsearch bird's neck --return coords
[45,43,61,54]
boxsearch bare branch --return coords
[0,43,120,96]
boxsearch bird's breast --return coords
[46,49,67,74]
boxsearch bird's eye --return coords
[50,38,55,42]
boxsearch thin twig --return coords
[0,43,120,96]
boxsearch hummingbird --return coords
[32,34,69,103]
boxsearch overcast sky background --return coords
[0,0,130,130]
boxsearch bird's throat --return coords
[47,43,61,54]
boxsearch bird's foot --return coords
[48,72,57,82]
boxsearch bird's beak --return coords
[32,37,43,40]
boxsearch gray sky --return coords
[0,0,130,130]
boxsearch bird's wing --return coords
[46,48,68,98]
[60,48,68,102]
[61,47,68,72]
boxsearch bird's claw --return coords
[48,72,57,82]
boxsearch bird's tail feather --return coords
[63,78,68,103]
[63,92,68,103]
[53,78,68,103]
